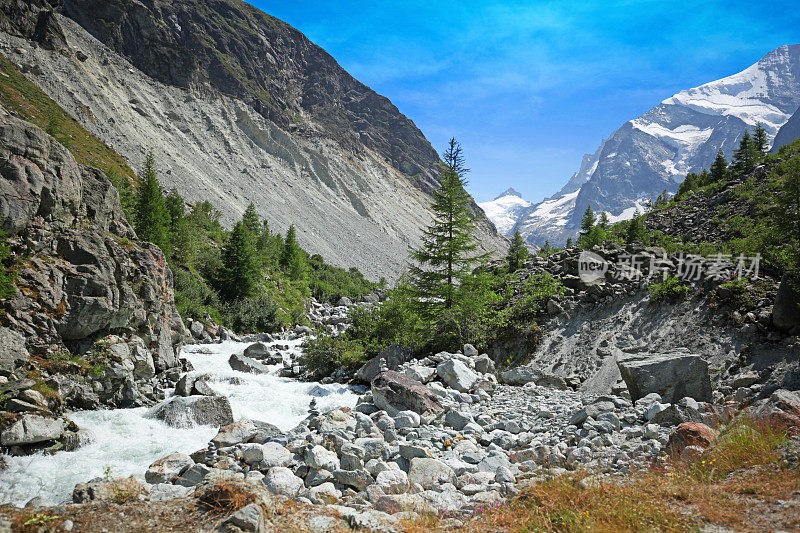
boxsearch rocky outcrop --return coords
[370,371,444,416]
[0,104,186,417]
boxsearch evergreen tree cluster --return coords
[130,152,377,332]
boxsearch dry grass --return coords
[195,480,258,515]
[420,415,800,533]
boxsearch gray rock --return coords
[499,366,541,386]
[356,345,413,383]
[618,353,712,403]
[403,365,436,384]
[0,327,29,375]
[212,420,258,447]
[145,452,193,484]
[148,483,193,501]
[333,469,373,491]
[174,464,212,487]
[149,396,234,428]
[393,410,420,429]
[243,342,272,360]
[257,442,293,468]
[263,467,304,497]
[407,458,456,490]
[436,359,478,392]
[306,445,340,472]
[444,410,473,431]
[229,353,270,374]
[1,414,65,446]
[474,355,495,375]
[463,344,478,357]
[222,503,265,532]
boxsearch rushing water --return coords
[0,338,360,506]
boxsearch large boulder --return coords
[229,353,270,374]
[618,353,712,403]
[0,327,29,376]
[371,371,443,416]
[499,366,541,386]
[149,396,234,428]
[0,414,65,446]
[356,345,413,383]
[407,458,456,490]
[773,274,800,330]
[73,477,146,503]
[751,389,800,428]
[436,359,478,392]
[145,452,193,484]
[212,420,258,447]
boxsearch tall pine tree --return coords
[219,220,260,301]
[732,130,755,176]
[409,138,484,310]
[134,152,171,250]
[242,203,260,236]
[280,225,306,281]
[753,123,768,159]
[506,231,528,271]
[709,149,728,183]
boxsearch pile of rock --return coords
[102,344,737,523]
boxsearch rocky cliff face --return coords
[0,1,505,280]
[0,103,186,412]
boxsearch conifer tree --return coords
[626,210,646,244]
[280,225,306,280]
[753,123,768,158]
[580,205,596,235]
[709,150,728,183]
[134,152,171,250]
[598,211,610,228]
[506,231,528,271]
[242,203,260,236]
[565,237,573,248]
[409,138,484,310]
[219,220,260,301]
[732,130,755,175]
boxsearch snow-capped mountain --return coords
[478,188,531,235]
[513,44,800,247]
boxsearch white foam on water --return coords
[0,338,359,506]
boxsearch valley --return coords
[0,1,798,533]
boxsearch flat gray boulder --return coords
[145,452,193,484]
[0,414,64,446]
[149,395,234,428]
[618,353,712,403]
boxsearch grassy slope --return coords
[0,53,137,189]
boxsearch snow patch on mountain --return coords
[479,189,531,235]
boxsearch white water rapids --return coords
[0,339,360,506]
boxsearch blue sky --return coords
[248,0,800,203]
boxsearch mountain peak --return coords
[494,188,522,200]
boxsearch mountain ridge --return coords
[507,43,800,247]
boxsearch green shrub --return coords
[222,294,282,333]
[300,335,368,378]
[649,274,689,302]
[0,230,15,301]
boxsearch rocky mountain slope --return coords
[772,105,800,152]
[510,44,800,247]
[0,1,505,280]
